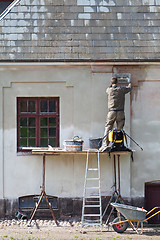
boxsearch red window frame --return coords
[17,97,60,152]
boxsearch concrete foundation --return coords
[0,197,145,220]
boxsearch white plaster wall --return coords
[131,72,160,198]
[0,64,131,199]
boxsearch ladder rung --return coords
[86,187,100,189]
[84,205,101,207]
[82,223,101,226]
[85,201,100,203]
[84,214,101,217]
[85,196,100,198]
[84,219,101,223]
[88,168,98,171]
[86,199,100,201]
[87,178,99,180]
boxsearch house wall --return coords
[0,62,159,217]
[114,64,160,200]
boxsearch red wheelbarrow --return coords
[110,203,160,234]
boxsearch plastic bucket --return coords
[89,138,102,149]
[63,139,84,151]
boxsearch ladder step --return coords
[83,219,101,223]
[85,196,100,198]
[82,223,101,226]
[84,205,101,207]
[86,201,100,203]
[87,178,99,180]
[84,214,101,217]
[88,168,98,171]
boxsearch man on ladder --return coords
[99,75,133,225]
[99,76,132,152]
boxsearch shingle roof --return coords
[1,0,160,61]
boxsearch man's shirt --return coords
[106,83,132,111]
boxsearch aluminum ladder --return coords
[81,150,102,232]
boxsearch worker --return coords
[99,76,132,151]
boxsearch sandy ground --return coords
[0,220,160,240]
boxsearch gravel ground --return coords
[0,219,160,240]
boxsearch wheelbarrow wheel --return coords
[112,217,129,233]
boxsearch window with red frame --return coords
[17,97,60,151]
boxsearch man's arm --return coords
[123,83,132,94]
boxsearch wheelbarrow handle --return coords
[146,206,160,216]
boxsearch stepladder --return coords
[81,150,102,232]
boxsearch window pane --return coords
[40,100,47,112]
[29,138,36,147]
[41,128,48,137]
[49,100,56,112]
[29,128,36,137]
[40,118,47,127]
[20,138,27,147]
[41,138,48,147]
[20,118,27,127]
[49,117,56,127]
[49,128,56,137]
[29,118,36,127]
[29,101,36,112]
[49,138,56,147]
[20,100,27,112]
[20,128,27,137]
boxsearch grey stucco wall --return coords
[1,0,160,61]
[0,62,160,217]
[0,63,131,201]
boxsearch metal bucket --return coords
[89,138,102,149]
[64,136,84,151]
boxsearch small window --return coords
[17,97,60,151]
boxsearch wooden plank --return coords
[30,148,133,155]
[31,148,98,155]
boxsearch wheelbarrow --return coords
[110,203,160,234]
